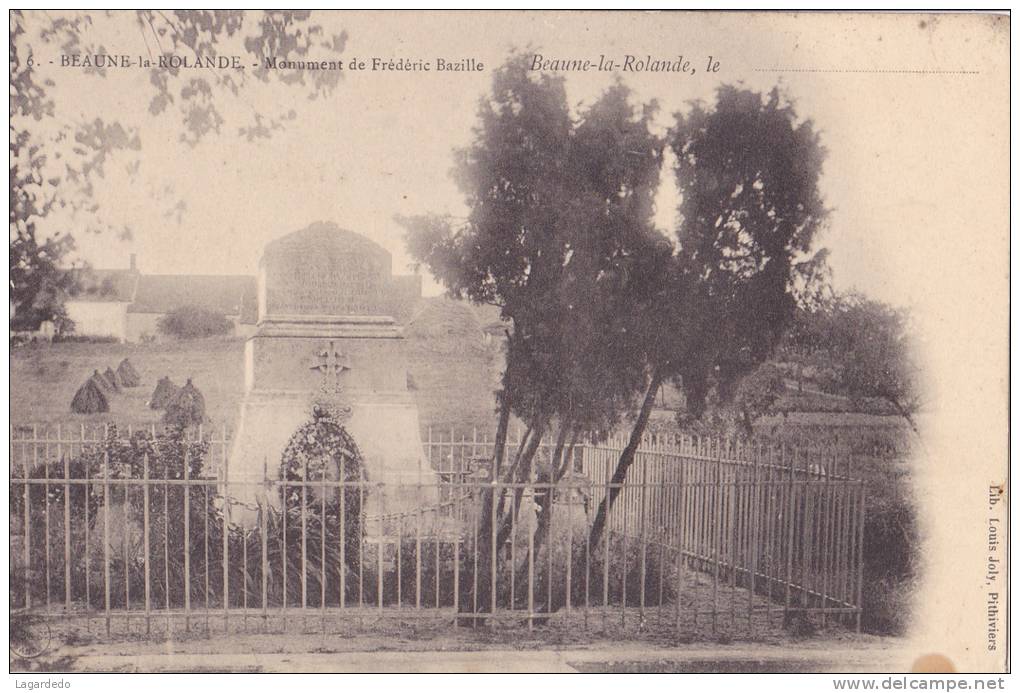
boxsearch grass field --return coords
[10,338,245,430]
[10,333,498,433]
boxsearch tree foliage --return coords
[666,85,829,417]
[402,57,668,443]
[791,293,922,430]
[586,86,830,548]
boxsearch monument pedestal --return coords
[226,224,437,527]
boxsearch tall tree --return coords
[586,85,830,549]
[400,57,666,615]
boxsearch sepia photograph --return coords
[7,9,1010,678]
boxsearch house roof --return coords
[66,268,139,303]
[127,274,256,316]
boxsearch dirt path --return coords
[17,632,908,673]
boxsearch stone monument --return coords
[228,222,435,524]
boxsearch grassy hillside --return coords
[10,337,246,430]
[10,298,502,434]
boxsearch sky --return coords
[17,11,1008,311]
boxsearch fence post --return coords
[416,436,423,612]
[164,450,171,633]
[784,444,796,624]
[712,437,722,634]
[676,435,688,631]
[639,455,648,625]
[820,444,834,628]
[802,447,814,613]
[102,444,111,635]
[42,426,52,619]
[602,444,611,629]
[261,457,269,630]
[301,455,308,612]
[60,424,71,618]
[82,425,90,629]
[222,452,230,633]
[378,471,386,615]
[122,456,131,618]
[490,461,498,616]
[840,450,854,626]
[748,441,760,633]
[184,447,191,632]
[321,454,328,634]
[855,480,866,632]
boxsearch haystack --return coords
[116,358,141,387]
[71,377,109,414]
[90,369,113,392]
[163,378,206,427]
[149,376,179,410]
[103,366,122,392]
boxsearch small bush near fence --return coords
[9,427,370,611]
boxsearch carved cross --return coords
[310,341,350,390]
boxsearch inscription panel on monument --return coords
[266,247,385,317]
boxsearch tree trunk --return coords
[493,422,547,551]
[495,424,532,521]
[492,388,512,479]
[512,425,579,607]
[461,416,547,622]
[586,367,664,553]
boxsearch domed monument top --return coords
[258,221,395,321]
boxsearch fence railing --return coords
[423,428,866,631]
[9,424,865,638]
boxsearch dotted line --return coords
[753,68,980,74]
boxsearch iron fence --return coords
[8,424,864,639]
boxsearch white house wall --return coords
[65,301,129,342]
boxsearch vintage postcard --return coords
[7,10,1010,677]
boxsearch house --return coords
[63,254,258,342]
[63,260,141,342]
[63,253,421,343]
[126,273,257,342]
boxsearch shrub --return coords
[10,426,214,610]
[752,424,919,634]
[157,305,232,339]
[8,425,370,612]
[861,476,919,634]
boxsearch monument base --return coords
[228,389,437,527]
